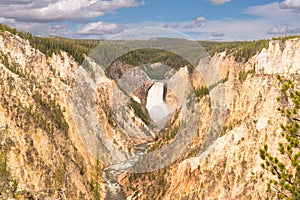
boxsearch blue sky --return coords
[101,0,275,23]
[0,0,299,40]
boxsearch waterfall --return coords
[146,82,171,127]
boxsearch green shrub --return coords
[201,39,270,63]
[238,68,255,83]
[129,98,150,125]
[259,75,300,199]
[195,86,209,99]
[29,91,69,136]
[0,130,18,198]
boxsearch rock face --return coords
[0,31,99,199]
[256,38,300,74]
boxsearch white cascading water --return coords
[146,82,171,127]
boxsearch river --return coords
[102,82,167,199]
[102,143,150,200]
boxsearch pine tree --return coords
[259,74,300,199]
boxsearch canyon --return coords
[0,28,300,199]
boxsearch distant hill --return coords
[1,23,298,67]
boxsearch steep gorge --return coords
[0,28,300,200]
[119,37,300,200]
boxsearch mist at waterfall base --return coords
[146,82,173,128]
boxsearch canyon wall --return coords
[0,31,100,199]
[120,38,300,200]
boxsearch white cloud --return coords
[74,2,299,40]
[0,0,32,5]
[280,0,300,11]
[267,25,289,34]
[196,17,206,23]
[77,21,123,35]
[0,0,143,23]
[126,18,270,41]
[201,19,270,40]
[0,17,77,38]
[184,17,206,28]
[162,17,206,29]
[208,0,230,6]
[0,0,143,38]
[268,24,300,34]
[1,1,299,40]
[211,31,225,37]
[244,2,300,22]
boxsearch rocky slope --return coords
[119,38,300,199]
[0,31,102,199]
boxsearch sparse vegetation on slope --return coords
[238,68,255,83]
[0,128,18,199]
[259,74,300,199]
[0,28,100,199]
[195,71,228,99]
[202,39,269,62]
[0,23,98,64]
[129,98,151,125]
